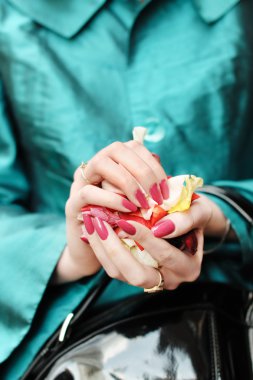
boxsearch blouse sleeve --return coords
[201,179,253,288]
[0,79,67,363]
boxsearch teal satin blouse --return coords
[1,0,253,378]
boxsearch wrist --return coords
[202,195,228,237]
[203,195,237,241]
[53,245,100,284]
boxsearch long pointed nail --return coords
[93,217,108,240]
[152,220,175,237]
[122,198,138,212]
[117,220,136,235]
[150,183,163,205]
[160,179,169,200]
[83,214,94,235]
[135,189,149,209]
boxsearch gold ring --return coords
[144,268,164,293]
[80,162,91,184]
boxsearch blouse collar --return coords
[8,0,240,38]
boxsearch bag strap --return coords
[198,185,253,226]
[21,271,111,380]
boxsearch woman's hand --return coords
[151,194,233,241]
[54,140,169,284]
[80,195,233,290]
[54,168,139,284]
[82,216,204,290]
[81,140,169,207]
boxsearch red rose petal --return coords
[150,206,167,226]
[191,193,200,202]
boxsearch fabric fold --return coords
[192,0,240,23]
[0,211,66,362]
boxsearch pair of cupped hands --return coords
[55,140,227,289]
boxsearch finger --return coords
[66,185,138,218]
[107,142,164,204]
[160,229,204,288]
[82,215,121,279]
[85,156,151,208]
[65,220,100,274]
[117,220,203,281]
[70,166,93,196]
[124,140,169,199]
[87,216,160,289]
[85,142,164,205]
[151,198,212,238]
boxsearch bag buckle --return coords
[58,313,74,342]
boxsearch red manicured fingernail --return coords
[122,198,138,212]
[160,179,169,200]
[151,153,161,163]
[150,183,163,205]
[80,236,89,244]
[135,189,149,209]
[83,214,94,235]
[117,220,136,235]
[152,220,175,237]
[153,219,166,227]
[93,217,108,240]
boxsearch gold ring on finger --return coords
[80,162,91,184]
[144,268,164,293]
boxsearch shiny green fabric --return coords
[1,0,253,378]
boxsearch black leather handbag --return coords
[22,280,253,380]
[21,187,253,380]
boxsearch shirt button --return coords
[143,117,165,143]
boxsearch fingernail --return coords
[117,220,136,235]
[150,183,163,205]
[122,198,138,212]
[135,189,149,209]
[151,153,161,163]
[153,219,165,227]
[152,220,175,237]
[93,217,108,240]
[160,179,169,200]
[83,214,94,235]
[80,236,89,244]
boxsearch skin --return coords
[54,140,235,288]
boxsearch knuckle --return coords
[135,228,148,242]
[109,141,123,152]
[117,175,133,190]
[187,267,201,282]
[65,198,72,215]
[203,202,213,226]
[165,283,179,291]
[186,211,195,230]
[106,268,120,280]
[79,185,92,201]
[168,284,179,290]
[73,168,80,181]
[159,249,174,267]
[69,182,75,196]
[140,166,153,181]
[108,247,119,259]
[128,271,146,288]
[89,155,100,171]
[125,140,140,149]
